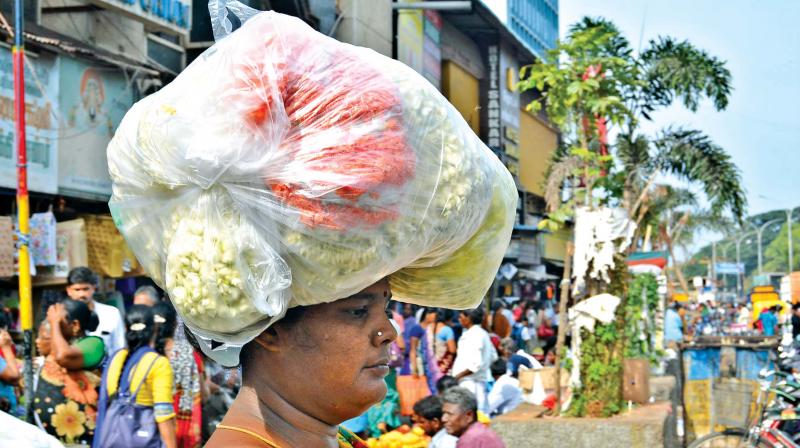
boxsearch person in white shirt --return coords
[412,395,457,448]
[453,306,497,414]
[65,267,126,356]
[487,359,523,417]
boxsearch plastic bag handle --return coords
[208,0,261,41]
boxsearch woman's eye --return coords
[350,307,369,318]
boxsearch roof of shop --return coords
[0,17,165,76]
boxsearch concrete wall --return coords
[493,402,673,448]
[334,0,392,56]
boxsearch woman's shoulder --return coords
[144,352,173,377]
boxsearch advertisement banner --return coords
[422,10,442,88]
[397,3,424,75]
[0,48,59,194]
[58,56,135,197]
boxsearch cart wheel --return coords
[688,428,754,448]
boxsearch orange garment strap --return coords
[216,424,281,447]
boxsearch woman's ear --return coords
[252,326,282,353]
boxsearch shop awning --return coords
[0,17,164,76]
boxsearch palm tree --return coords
[537,18,747,291]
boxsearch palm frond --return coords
[640,37,733,112]
[653,127,747,221]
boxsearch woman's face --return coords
[36,323,51,356]
[259,280,396,425]
[423,310,437,325]
[59,317,80,340]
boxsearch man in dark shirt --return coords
[791,303,800,340]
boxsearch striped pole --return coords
[13,0,33,421]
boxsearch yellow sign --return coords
[673,293,690,302]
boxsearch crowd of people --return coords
[663,299,800,345]
[0,267,241,448]
[0,269,562,447]
[341,296,566,447]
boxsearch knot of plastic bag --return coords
[208,0,261,41]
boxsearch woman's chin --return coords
[351,378,388,410]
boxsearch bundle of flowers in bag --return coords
[108,9,516,363]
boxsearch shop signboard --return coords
[499,44,520,129]
[0,48,59,194]
[88,0,192,36]
[482,41,520,169]
[715,262,745,275]
[422,10,442,89]
[484,44,501,150]
[58,56,135,198]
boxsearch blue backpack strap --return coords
[127,353,161,402]
[118,346,155,398]
[93,347,133,448]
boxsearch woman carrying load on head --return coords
[105,8,516,448]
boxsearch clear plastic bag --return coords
[108,10,516,364]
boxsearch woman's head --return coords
[60,299,99,339]
[36,321,52,357]
[436,308,453,324]
[241,279,396,425]
[125,304,155,352]
[152,301,177,355]
[421,307,437,325]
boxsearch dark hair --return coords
[442,387,478,414]
[125,305,155,352]
[413,395,444,420]
[62,299,99,333]
[793,303,800,311]
[67,267,97,286]
[436,308,453,323]
[491,358,507,377]
[491,299,505,312]
[152,301,177,355]
[436,375,458,394]
[460,307,485,325]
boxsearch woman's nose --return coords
[373,314,397,346]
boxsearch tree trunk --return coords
[555,242,574,415]
[667,240,690,294]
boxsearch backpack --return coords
[510,323,525,349]
[95,347,164,448]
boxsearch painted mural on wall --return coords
[58,56,134,196]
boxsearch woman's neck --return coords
[228,379,340,448]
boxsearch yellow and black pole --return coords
[13,0,33,420]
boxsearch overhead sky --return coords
[559,0,800,216]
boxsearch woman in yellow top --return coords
[94,305,177,448]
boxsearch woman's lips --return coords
[364,358,391,375]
